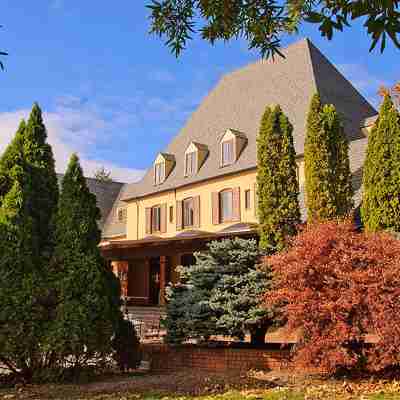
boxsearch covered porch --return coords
[101,225,258,307]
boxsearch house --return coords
[95,38,377,310]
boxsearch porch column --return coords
[113,261,129,298]
[160,256,167,306]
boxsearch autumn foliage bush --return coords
[266,220,400,375]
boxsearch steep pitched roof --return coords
[121,38,376,202]
[56,174,124,228]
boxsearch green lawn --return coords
[62,390,400,400]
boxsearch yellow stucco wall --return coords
[125,158,304,241]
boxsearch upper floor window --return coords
[152,205,161,232]
[219,189,233,222]
[116,207,127,223]
[221,140,234,167]
[212,187,241,225]
[176,196,200,230]
[185,152,196,177]
[154,162,165,185]
[183,197,194,228]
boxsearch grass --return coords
[2,372,400,400]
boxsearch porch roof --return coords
[100,224,258,259]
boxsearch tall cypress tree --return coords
[0,104,58,380]
[51,154,122,363]
[361,95,400,232]
[23,103,59,256]
[0,120,26,205]
[304,94,336,221]
[323,104,354,216]
[304,94,353,222]
[257,105,300,252]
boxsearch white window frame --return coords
[221,140,234,167]
[185,152,196,177]
[154,162,165,185]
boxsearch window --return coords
[183,198,194,228]
[245,189,251,209]
[152,205,161,232]
[220,190,233,222]
[117,207,127,222]
[185,152,196,177]
[169,206,174,223]
[154,162,165,185]
[221,140,234,166]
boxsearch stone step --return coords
[124,307,166,339]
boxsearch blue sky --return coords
[0,1,398,182]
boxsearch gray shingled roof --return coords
[56,174,124,228]
[121,38,376,202]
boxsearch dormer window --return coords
[154,162,165,185]
[184,142,208,177]
[154,152,175,185]
[185,152,196,177]
[221,140,234,166]
[219,129,247,168]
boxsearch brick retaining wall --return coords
[142,344,318,374]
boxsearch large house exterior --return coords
[92,39,378,310]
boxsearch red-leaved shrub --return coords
[266,220,400,374]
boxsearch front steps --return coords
[125,306,166,340]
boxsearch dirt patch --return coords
[0,370,281,400]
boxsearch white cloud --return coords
[0,108,145,183]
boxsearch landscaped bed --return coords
[1,370,400,400]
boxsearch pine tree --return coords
[304,94,353,222]
[51,154,122,364]
[257,105,301,253]
[0,104,58,380]
[164,238,273,345]
[361,95,400,232]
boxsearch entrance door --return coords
[149,258,161,305]
[128,259,150,305]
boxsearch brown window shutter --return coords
[193,196,201,228]
[176,200,183,230]
[160,203,167,233]
[212,192,220,225]
[254,182,258,217]
[233,187,241,222]
[145,207,152,234]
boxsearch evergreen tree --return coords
[257,105,300,252]
[51,154,122,364]
[304,94,353,222]
[0,104,58,381]
[361,95,400,232]
[164,238,273,345]
[323,104,354,216]
[0,120,26,205]
[23,103,59,256]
